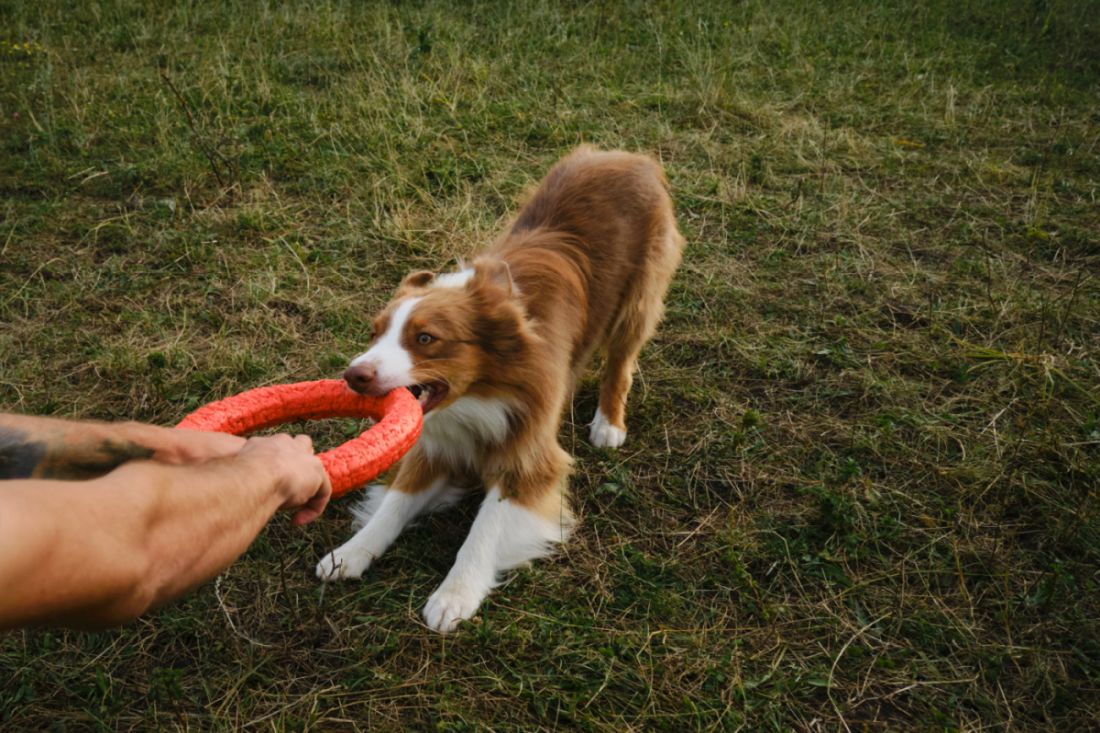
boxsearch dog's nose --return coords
[343,363,377,394]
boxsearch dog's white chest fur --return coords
[419,395,513,465]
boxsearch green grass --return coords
[2,0,1099,729]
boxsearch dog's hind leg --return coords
[590,226,683,449]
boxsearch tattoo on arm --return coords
[0,424,155,481]
[0,427,47,480]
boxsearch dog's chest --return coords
[418,396,513,466]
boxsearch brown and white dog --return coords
[316,146,684,632]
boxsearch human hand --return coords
[237,434,332,526]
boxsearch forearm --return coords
[0,413,170,480]
[0,456,289,630]
[122,457,289,613]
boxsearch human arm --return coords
[0,434,331,631]
[0,413,246,480]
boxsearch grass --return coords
[2,0,1099,729]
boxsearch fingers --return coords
[230,432,332,524]
[238,432,331,522]
[291,507,318,526]
[291,472,332,526]
[289,488,329,526]
[291,498,324,526]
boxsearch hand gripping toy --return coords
[177,379,423,497]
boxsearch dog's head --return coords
[343,258,529,413]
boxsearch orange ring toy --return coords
[177,379,422,498]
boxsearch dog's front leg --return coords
[316,477,455,581]
[423,485,572,633]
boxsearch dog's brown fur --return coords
[385,145,684,520]
[321,146,685,630]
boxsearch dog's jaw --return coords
[408,381,450,413]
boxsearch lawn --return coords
[2,1,1099,730]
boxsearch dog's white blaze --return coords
[432,268,474,288]
[349,296,422,392]
[422,486,568,633]
[419,396,513,466]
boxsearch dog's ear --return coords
[400,270,435,290]
[469,258,514,296]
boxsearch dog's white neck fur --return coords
[350,296,421,392]
[420,395,513,466]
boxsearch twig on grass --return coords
[158,68,232,189]
[827,613,890,733]
[214,574,273,649]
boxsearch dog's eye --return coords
[416,333,434,346]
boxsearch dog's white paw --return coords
[315,544,372,582]
[589,408,627,449]
[423,582,488,633]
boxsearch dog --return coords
[316,146,684,632]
